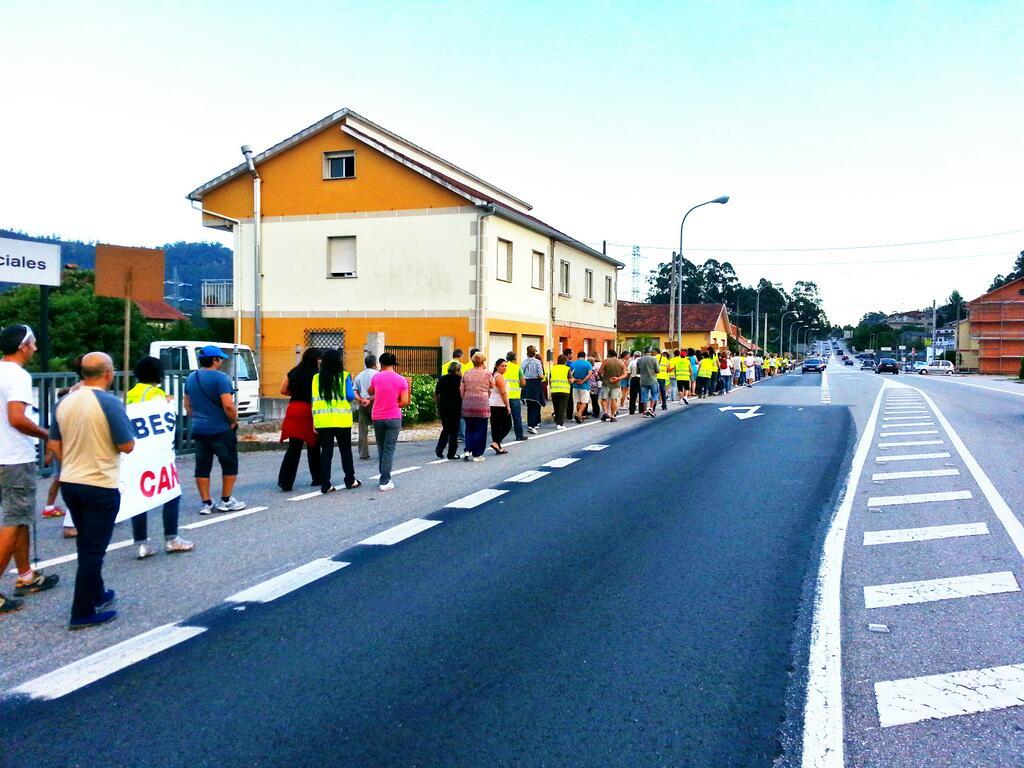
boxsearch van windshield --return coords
[194,347,259,382]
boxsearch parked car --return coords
[902,361,927,373]
[875,357,900,374]
[920,359,956,375]
[802,358,826,373]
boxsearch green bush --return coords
[1019,357,1024,380]
[402,374,438,424]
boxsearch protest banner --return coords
[115,397,182,524]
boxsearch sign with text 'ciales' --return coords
[115,398,182,523]
[0,236,61,286]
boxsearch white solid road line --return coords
[913,376,1024,399]
[369,465,422,480]
[866,490,972,507]
[801,384,885,768]
[504,470,550,483]
[871,468,960,481]
[445,488,508,509]
[358,518,442,546]
[878,430,939,437]
[875,452,951,463]
[876,439,944,448]
[863,522,990,546]
[225,558,348,603]
[543,457,579,468]
[875,663,1024,728]
[182,506,268,529]
[863,571,1019,609]
[10,623,207,701]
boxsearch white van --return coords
[149,341,260,417]
[920,359,955,375]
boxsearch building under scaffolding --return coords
[966,275,1024,375]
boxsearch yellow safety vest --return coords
[461,360,473,375]
[697,358,715,378]
[670,356,689,381]
[311,372,353,429]
[126,383,166,405]
[442,358,461,376]
[549,364,571,394]
[657,356,670,381]
[504,362,522,399]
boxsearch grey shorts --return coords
[603,386,620,400]
[572,389,591,404]
[0,462,36,527]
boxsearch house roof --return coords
[969,274,1024,304]
[135,299,186,322]
[186,108,622,268]
[618,301,727,334]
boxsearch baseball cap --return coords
[198,345,229,359]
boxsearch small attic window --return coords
[324,151,355,179]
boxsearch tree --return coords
[988,250,1024,291]
[860,311,888,327]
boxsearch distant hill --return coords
[0,230,232,314]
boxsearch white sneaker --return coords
[555,424,566,431]
[472,456,485,462]
[198,501,215,515]
[215,497,246,512]
[527,426,539,435]
[165,536,195,554]
[136,542,157,560]
[379,481,396,491]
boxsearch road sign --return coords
[899,345,906,350]
[719,405,763,420]
[0,237,61,286]
[881,346,892,351]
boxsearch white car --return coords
[920,360,955,375]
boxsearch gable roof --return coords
[186,108,622,268]
[618,301,728,334]
[135,299,186,322]
[969,274,1024,304]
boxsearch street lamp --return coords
[673,195,729,342]
[779,311,798,357]
[789,322,804,357]
[801,326,819,353]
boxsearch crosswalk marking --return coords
[225,558,348,603]
[543,457,579,468]
[883,415,933,421]
[871,468,960,481]
[504,470,550,483]
[358,518,441,545]
[877,439,944,448]
[863,522,989,546]
[875,663,1024,728]
[369,466,421,480]
[864,571,1019,609]
[879,430,939,437]
[875,452,950,463]
[866,490,972,506]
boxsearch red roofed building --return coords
[135,299,186,328]
[966,276,1024,374]
[617,301,731,351]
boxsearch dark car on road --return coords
[843,357,854,366]
[875,357,899,374]
[802,358,826,373]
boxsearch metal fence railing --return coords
[201,279,233,308]
[385,345,442,377]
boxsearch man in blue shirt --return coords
[568,351,593,424]
[184,346,246,515]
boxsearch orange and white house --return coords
[187,108,621,394]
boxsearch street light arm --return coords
[676,196,729,342]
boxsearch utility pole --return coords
[931,299,938,361]
[631,245,641,301]
[669,251,677,343]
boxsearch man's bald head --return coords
[80,352,114,381]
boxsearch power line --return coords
[598,226,1024,254]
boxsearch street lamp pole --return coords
[677,196,729,342]
[779,311,798,357]
[790,322,804,356]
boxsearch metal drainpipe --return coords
[241,146,262,375]
[475,206,495,352]
[548,236,556,361]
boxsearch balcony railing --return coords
[202,279,233,308]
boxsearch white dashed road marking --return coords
[863,522,990,546]
[10,623,207,700]
[878,430,939,437]
[542,457,579,468]
[504,470,550,483]
[225,558,349,603]
[875,452,951,463]
[871,468,960,481]
[866,490,972,507]
[863,571,1019,609]
[288,490,322,502]
[369,465,422,480]
[445,488,508,509]
[875,663,1024,728]
[182,507,268,528]
[582,444,609,451]
[877,439,944,448]
[358,518,442,546]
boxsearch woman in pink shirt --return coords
[366,352,410,491]
[459,353,493,461]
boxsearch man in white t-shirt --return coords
[744,353,756,386]
[0,325,58,616]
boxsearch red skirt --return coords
[280,401,317,446]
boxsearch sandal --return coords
[491,444,509,455]
[346,480,362,490]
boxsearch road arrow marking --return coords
[719,405,763,420]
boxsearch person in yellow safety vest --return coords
[311,348,360,494]
[548,354,572,430]
[443,348,464,377]
[125,356,195,558]
[696,351,717,398]
[656,350,670,411]
[504,352,527,441]
[670,349,690,405]
[461,348,479,375]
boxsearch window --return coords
[496,239,513,282]
[328,236,357,277]
[559,260,571,295]
[604,275,613,305]
[584,269,594,301]
[306,328,346,352]
[324,151,355,179]
[531,250,545,290]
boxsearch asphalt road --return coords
[1,372,853,768]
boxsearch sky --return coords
[2,0,1022,326]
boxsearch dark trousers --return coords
[629,377,641,414]
[490,406,512,446]
[464,416,488,457]
[278,438,321,490]
[526,399,542,428]
[697,377,710,397]
[589,391,600,418]
[551,393,569,426]
[437,409,460,458]
[131,496,180,542]
[710,371,720,394]
[658,380,668,409]
[318,427,354,492]
[509,399,524,439]
[62,482,119,620]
